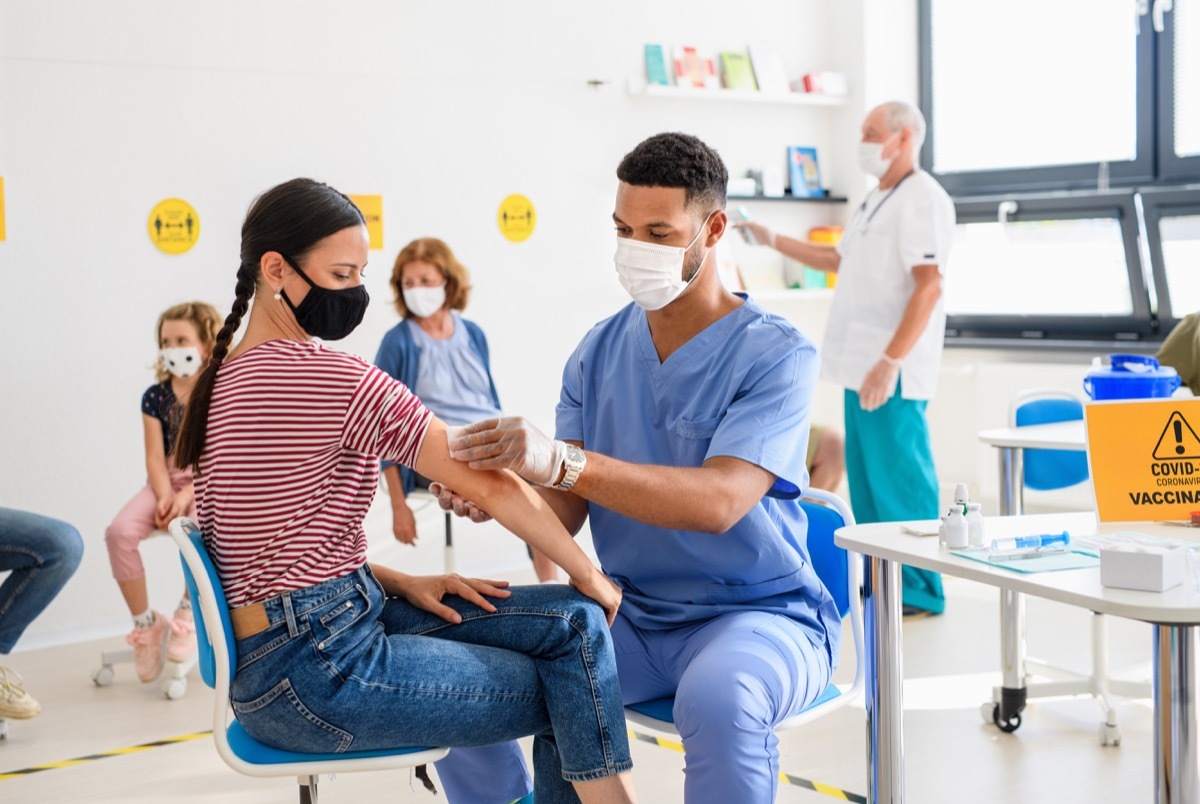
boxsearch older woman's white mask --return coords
[402,284,446,318]
[614,212,714,311]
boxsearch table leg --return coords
[996,446,1029,729]
[864,554,904,803]
[1154,624,1199,803]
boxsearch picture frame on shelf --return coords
[787,146,824,199]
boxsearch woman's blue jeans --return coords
[0,508,84,654]
[229,567,631,804]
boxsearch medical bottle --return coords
[966,503,985,547]
[944,507,968,549]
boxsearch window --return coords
[920,0,1198,345]
[1142,187,1200,325]
[945,194,1150,345]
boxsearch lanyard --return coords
[858,170,915,234]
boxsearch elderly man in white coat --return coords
[740,100,955,615]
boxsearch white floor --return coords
[0,573,1157,803]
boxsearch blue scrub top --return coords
[556,295,842,664]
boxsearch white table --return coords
[837,512,1200,804]
[975,421,1150,740]
[977,420,1087,516]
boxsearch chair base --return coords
[92,646,197,700]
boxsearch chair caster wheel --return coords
[163,678,187,700]
[0,718,8,740]
[979,702,997,724]
[92,665,115,687]
[992,703,1021,733]
[1100,722,1121,747]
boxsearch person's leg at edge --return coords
[847,385,944,614]
[669,612,831,803]
[0,507,84,720]
[0,508,84,653]
[807,424,846,493]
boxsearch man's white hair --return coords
[877,101,926,153]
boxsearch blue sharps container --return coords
[1083,354,1181,400]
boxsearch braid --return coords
[173,264,258,473]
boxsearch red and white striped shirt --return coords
[194,339,432,607]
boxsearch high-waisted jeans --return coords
[229,566,631,804]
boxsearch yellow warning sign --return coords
[1086,398,1200,522]
[0,177,6,241]
[148,198,199,255]
[348,194,383,251]
[497,194,536,243]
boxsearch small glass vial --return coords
[966,503,985,547]
[944,507,968,549]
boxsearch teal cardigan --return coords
[373,317,502,495]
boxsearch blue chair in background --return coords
[1011,388,1090,499]
[169,518,448,804]
[624,488,864,756]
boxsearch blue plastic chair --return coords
[624,488,864,739]
[1010,388,1089,492]
[168,518,448,804]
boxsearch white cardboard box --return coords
[1100,544,1187,592]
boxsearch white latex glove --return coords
[448,417,567,487]
[858,358,901,412]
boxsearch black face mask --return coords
[279,255,370,341]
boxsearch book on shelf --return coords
[799,71,849,96]
[787,146,824,199]
[673,45,718,89]
[719,51,758,91]
[644,44,672,86]
[747,42,790,94]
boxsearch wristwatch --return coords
[554,444,586,492]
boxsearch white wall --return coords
[0,0,1124,652]
[0,0,860,649]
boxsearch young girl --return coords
[105,301,221,683]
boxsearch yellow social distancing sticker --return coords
[348,194,383,250]
[1085,398,1200,522]
[497,194,536,243]
[148,198,199,254]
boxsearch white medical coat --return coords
[822,170,956,401]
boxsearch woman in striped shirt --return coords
[174,178,636,804]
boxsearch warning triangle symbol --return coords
[1152,411,1200,460]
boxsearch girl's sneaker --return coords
[0,666,41,719]
[125,614,166,682]
[166,607,197,662]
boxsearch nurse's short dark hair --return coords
[617,132,728,215]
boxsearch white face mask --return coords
[614,213,713,311]
[160,347,203,378]
[857,134,898,179]
[403,284,446,318]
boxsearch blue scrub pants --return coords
[615,608,831,803]
[843,387,945,614]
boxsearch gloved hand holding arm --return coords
[448,417,568,487]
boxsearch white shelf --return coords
[626,79,846,107]
[745,288,836,301]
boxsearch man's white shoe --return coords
[0,666,41,719]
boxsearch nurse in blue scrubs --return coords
[448,132,841,803]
